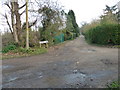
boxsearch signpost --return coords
[39,41,49,48]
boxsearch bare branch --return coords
[29,19,37,28]
[22,19,37,30]
[20,10,26,15]
[19,3,26,9]
[4,13,13,35]
[4,3,12,11]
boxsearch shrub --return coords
[13,47,47,54]
[107,81,120,88]
[2,32,14,48]
[81,20,100,35]
[2,45,17,53]
[19,29,40,47]
[85,24,120,45]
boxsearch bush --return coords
[2,45,17,53]
[2,32,14,48]
[81,20,100,35]
[107,81,120,88]
[85,24,120,45]
[19,29,40,47]
[13,47,47,54]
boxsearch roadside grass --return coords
[2,39,73,60]
[106,81,120,90]
[2,40,71,60]
[2,47,47,60]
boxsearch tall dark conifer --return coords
[68,10,79,37]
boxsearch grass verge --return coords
[2,39,76,60]
[2,47,47,60]
[106,81,120,90]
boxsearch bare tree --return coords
[1,0,63,46]
[3,0,37,45]
[11,1,19,43]
[1,13,13,36]
[4,0,26,43]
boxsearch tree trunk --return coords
[11,2,19,43]
[14,2,22,41]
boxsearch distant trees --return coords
[38,7,80,44]
[65,12,75,39]
[2,0,80,47]
[68,10,79,37]
[36,0,64,45]
[104,5,117,14]
[100,5,118,25]
[81,4,120,45]
[104,4,120,24]
[65,10,79,40]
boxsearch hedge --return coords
[85,24,120,45]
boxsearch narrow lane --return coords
[2,35,118,88]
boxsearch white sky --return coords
[0,0,120,32]
[58,0,119,25]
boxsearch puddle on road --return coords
[44,73,87,86]
[37,72,43,78]
[8,77,18,82]
[3,76,19,85]
[43,70,117,87]
[64,73,86,83]
[80,49,96,53]
[2,65,14,69]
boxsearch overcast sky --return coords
[0,0,120,32]
[58,0,119,25]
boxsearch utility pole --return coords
[26,0,29,49]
